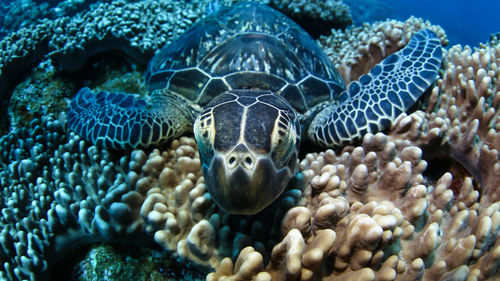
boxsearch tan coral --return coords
[207,247,271,281]
[209,134,421,280]
[211,131,500,280]
[137,137,223,266]
[437,43,500,203]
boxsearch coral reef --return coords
[0,0,499,280]
[7,59,76,129]
[267,0,352,37]
[389,31,500,203]
[0,0,100,40]
[222,0,351,26]
[0,0,203,104]
[207,16,500,281]
[269,0,350,23]
[209,134,500,280]
[60,243,205,281]
[0,114,302,280]
[0,114,149,280]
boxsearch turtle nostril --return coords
[228,156,236,166]
[245,157,253,166]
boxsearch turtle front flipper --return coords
[67,87,197,149]
[307,29,443,147]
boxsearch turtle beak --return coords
[203,144,293,215]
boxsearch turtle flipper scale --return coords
[67,87,195,149]
[307,29,443,147]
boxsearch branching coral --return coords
[0,113,214,280]
[210,133,500,280]
[0,115,303,280]
[0,114,151,280]
[140,137,305,268]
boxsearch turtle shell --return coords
[145,2,345,113]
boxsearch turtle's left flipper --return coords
[307,29,443,147]
[67,87,198,149]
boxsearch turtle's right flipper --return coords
[67,87,197,149]
[307,29,443,147]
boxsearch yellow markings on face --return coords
[270,111,296,166]
[194,110,216,149]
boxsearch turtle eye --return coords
[194,112,215,166]
[194,112,214,141]
[271,113,298,166]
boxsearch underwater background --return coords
[0,0,499,280]
[346,0,500,47]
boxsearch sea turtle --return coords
[67,2,443,215]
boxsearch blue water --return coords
[361,0,500,47]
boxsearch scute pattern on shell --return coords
[145,2,345,112]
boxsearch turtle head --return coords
[194,90,300,215]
